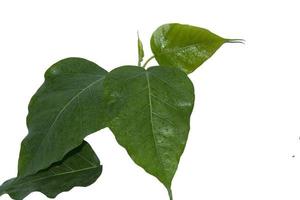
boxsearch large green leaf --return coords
[103,65,194,199]
[151,23,238,73]
[0,141,102,200]
[18,57,107,177]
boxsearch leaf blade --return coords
[151,23,230,73]
[18,57,108,177]
[0,141,102,200]
[104,65,194,194]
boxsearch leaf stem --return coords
[142,55,155,68]
[168,188,173,200]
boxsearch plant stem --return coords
[142,55,155,68]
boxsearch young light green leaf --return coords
[0,141,102,200]
[137,32,144,67]
[151,23,240,73]
[18,57,108,177]
[103,66,194,199]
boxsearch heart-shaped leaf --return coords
[104,65,194,199]
[151,23,239,73]
[0,141,102,200]
[18,57,108,177]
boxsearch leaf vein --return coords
[28,77,104,174]
[145,72,167,180]
[6,166,100,190]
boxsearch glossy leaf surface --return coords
[18,57,107,177]
[0,141,102,200]
[104,65,194,196]
[151,23,233,73]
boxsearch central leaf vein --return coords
[7,166,99,190]
[145,72,167,179]
[48,77,104,132]
[28,76,105,173]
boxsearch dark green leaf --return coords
[0,141,102,200]
[137,32,144,67]
[151,23,239,73]
[18,57,108,177]
[103,65,194,199]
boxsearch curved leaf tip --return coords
[225,38,245,44]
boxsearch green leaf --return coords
[18,57,108,177]
[151,23,239,73]
[137,32,144,67]
[103,65,194,199]
[0,141,102,200]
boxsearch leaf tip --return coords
[0,180,11,197]
[225,38,246,44]
[167,188,173,200]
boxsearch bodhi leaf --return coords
[0,141,102,200]
[104,65,194,199]
[18,57,108,177]
[151,23,241,73]
[137,32,144,67]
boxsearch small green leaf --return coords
[151,23,239,73]
[103,65,194,199]
[18,57,108,177]
[137,32,144,67]
[0,141,102,200]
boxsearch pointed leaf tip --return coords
[168,188,173,200]
[226,38,246,44]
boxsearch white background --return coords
[0,0,300,199]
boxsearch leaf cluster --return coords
[0,23,239,200]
